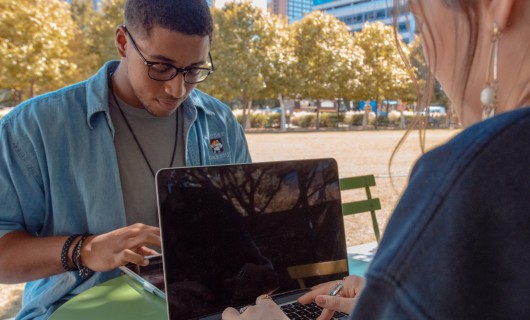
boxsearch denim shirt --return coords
[350,107,530,319]
[0,61,250,319]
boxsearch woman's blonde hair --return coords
[388,0,481,189]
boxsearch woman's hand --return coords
[298,275,366,320]
[222,294,289,320]
[80,223,160,272]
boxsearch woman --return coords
[223,0,530,319]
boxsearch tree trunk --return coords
[278,94,287,132]
[315,99,321,130]
[13,89,21,106]
[241,96,252,130]
[246,99,252,129]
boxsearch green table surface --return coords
[48,275,167,320]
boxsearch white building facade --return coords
[213,0,268,12]
[267,0,313,23]
[313,0,416,43]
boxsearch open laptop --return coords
[124,158,350,319]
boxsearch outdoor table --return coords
[49,255,370,320]
[48,275,167,320]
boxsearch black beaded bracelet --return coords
[72,233,94,279]
[61,234,81,272]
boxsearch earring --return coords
[480,23,501,120]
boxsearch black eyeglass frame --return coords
[122,25,214,84]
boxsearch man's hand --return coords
[81,223,160,272]
[298,275,366,320]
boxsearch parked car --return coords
[419,106,447,127]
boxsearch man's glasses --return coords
[123,26,214,83]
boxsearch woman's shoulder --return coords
[379,106,530,262]
[365,108,530,318]
[417,106,530,176]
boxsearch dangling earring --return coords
[480,23,501,120]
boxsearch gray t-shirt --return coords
[109,93,185,227]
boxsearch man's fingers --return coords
[222,307,241,320]
[298,282,334,303]
[298,290,317,304]
[122,249,150,266]
[315,295,356,315]
[123,232,161,249]
[135,246,159,257]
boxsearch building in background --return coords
[213,0,268,11]
[313,0,416,43]
[267,0,313,23]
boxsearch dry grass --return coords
[0,129,459,318]
[0,283,23,319]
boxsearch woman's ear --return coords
[115,26,127,58]
[488,0,517,30]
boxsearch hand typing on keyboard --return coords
[297,275,366,320]
[222,276,365,320]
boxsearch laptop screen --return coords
[156,158,348,319]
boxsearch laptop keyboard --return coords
[279,301,349,320]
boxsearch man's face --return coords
[124,26,211,117]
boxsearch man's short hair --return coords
[124,0,213,39]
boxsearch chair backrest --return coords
[287,259,349,289]
[339,174,381,243]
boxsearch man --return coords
[0,0,250,318]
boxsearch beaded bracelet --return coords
[61,234,81,272]
[72,233,94,279]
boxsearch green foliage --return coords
[201,2,285,105]
[0,0,124,103]
[290,11,358,101]
[76,0,124,78]
[0,0,80,101]
[0,0,425,117]
[353,22,414,104]
[250,113,268,128]
[297,114,316,128]
[375,115,389,126]
[349,113,364,126]
[319,113,344,128]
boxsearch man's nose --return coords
[165,73,186,98]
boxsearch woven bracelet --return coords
[61,234,81,272]
[73,233,94,279]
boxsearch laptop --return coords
[124,158,349,319]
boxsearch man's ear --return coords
[488,0,517,30]
[115,26,127,58]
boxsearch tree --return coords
[75,0,124,78]
[407,35,449,113]
[201,2,274,129]
[69,0,99,79]
[252,13,294,131]
[0,0,80,103]
[353,21,414,117]
[290,11,358,129]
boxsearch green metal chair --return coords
[339,174,382,243]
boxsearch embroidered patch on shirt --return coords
[210,138,224,154]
